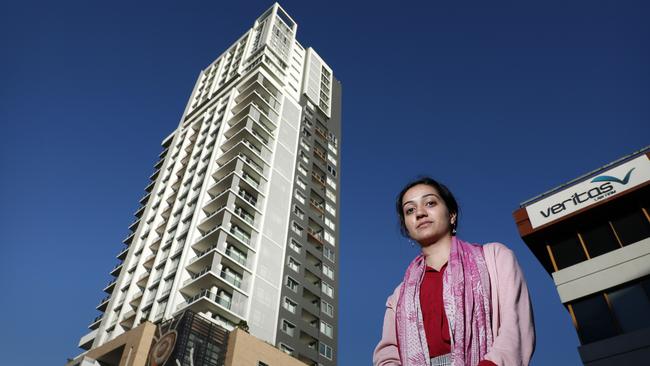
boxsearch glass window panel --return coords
[608,283,650,333]
[612,209,650,246]
[551,234,587,270]
[580,221,620,258]
[572,294,617,344]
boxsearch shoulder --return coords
[482,242,515,261]
[385,282,403,308]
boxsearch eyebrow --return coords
[402,193,439,208]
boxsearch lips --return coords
[417,221,433,229]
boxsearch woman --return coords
[373,177,535,366]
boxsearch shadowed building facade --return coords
[514,147,650,365]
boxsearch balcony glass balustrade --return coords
[220,269,242,288]
[225,246,247,267]
[229,225,251,245]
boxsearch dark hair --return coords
[396,177,460,238]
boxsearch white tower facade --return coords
[76,4,341,366]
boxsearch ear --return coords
[450,213,457,225]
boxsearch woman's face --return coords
[401,184,456,245]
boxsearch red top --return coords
[420,264,497,366]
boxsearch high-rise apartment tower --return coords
[75,4,341,366]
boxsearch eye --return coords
[405,207,415,215]
[426,201,437,207]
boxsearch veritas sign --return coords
[526,154,650,229]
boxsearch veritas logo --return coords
[539,168,635,218]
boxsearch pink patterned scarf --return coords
[396,237,493,366]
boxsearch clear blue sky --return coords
[1,1,648,365]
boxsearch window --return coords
[289,239,302,253]
[321,300,334,317]
[298,164,308,176]
[607,280,650,333]
[320,321,333,338]
[293,205,305,220]
[288,257,300,272]
[571,294,617,344]
[326,189,336,203]
[283,297,297,313]
[328,142,337,155]
[280,343,294,355]
[325,217,335,231]
[323,264,334,280]
[319,342,333,360]
[322,282,334,298]
[324,231,335,246]
[296,178,306,190]
[327,164,337,177]
[300,139,310,151]
[549,233,586,270]
[299,151,309,164]
[324,247,335,262]
[580,221,620,258]
[294,191,305,204]
[325,202,336,216]
[281,320,296,336]
[611,209,650,246]
[326,176,336,189]
[328,154,337,166]
[286,277,299,292]
[291,222,303,236]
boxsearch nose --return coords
[415,205,427,219]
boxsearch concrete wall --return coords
[225,328,308,366]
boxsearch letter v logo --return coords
[591,168,635,185]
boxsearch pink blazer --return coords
[373,243,535,366]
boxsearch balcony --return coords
[110,263,123,277]
[220,268,243,288]
[78,329,98,350]
[228,102,276,133]
[231,91,280,122]
[139,192,152,205]
[314,148,327,163]
[177,289,243,323]
[104,279,117,293]
[308,228,324,245]
[198,204,228,233]
[117,246,129,260]
[129,290,143,307]
[226,115,273,147]
[310,199,325,214]
[217,140,268,174]
[201,188,230,215]
[225,245,248,267]
[233,206,255,228]
[237,188,258,210]
[123,232,135,245]
[136,272,150,287]
[134,205,146,218]
[221,128,271,162]
[229,224,251,245]
[315,127,327,140]
[96,295,110,311]
[143,252,156,269]
[88,314,103,330]
[145,179,156,193]
[149,169,160,181]
[312,172,326,187]
[236,73,281,106]
[120,309,136,329]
